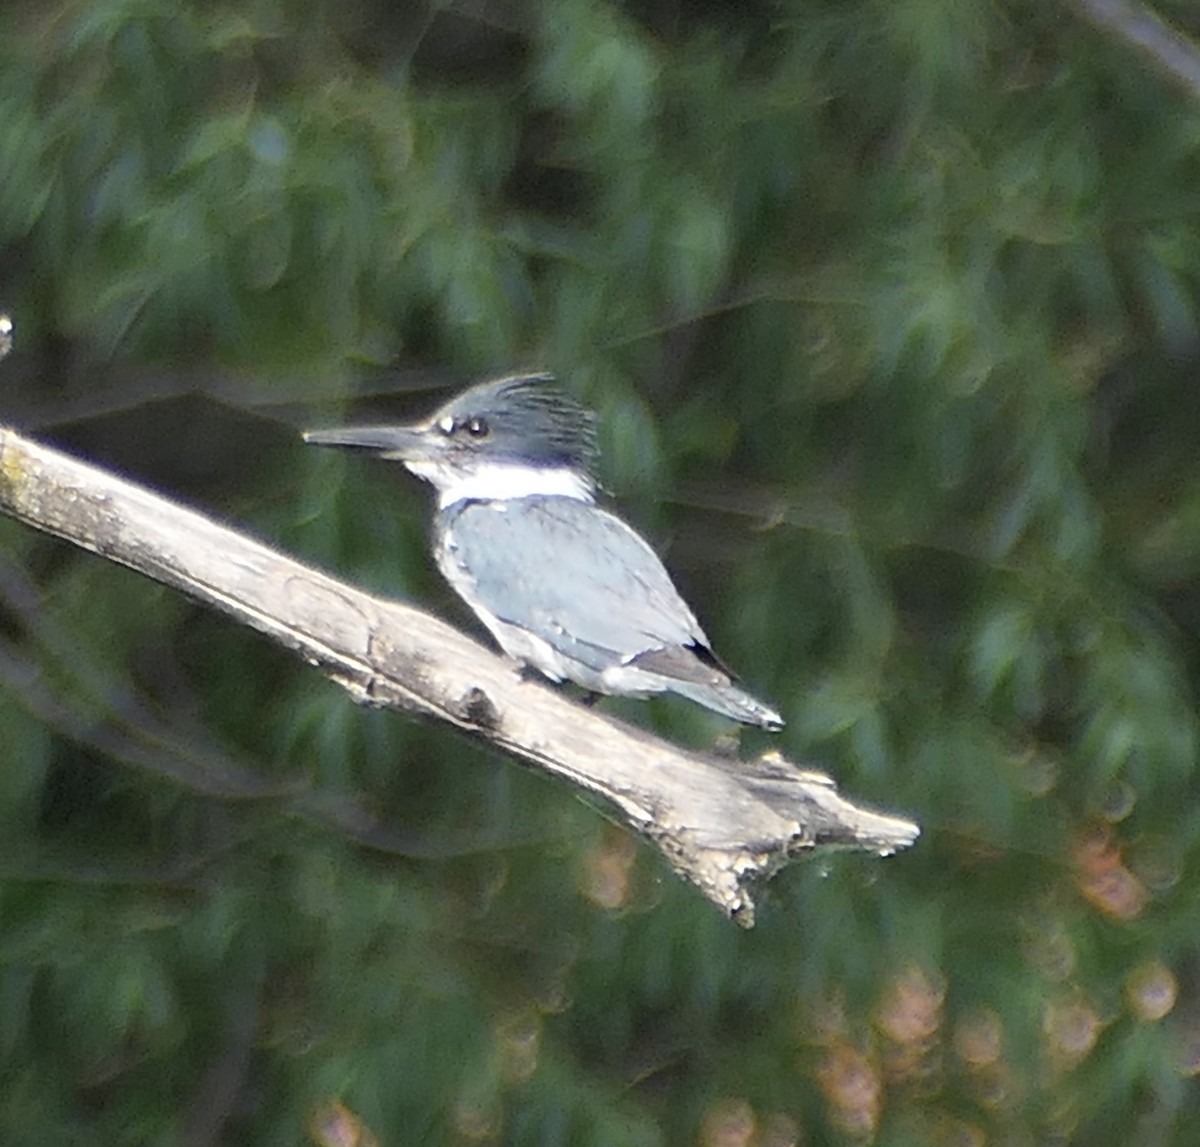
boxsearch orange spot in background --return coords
[877,965,944,1044]
[1071,824,1146,920]
[954,1008,1003,1069]
[1042,998,1103,1070]
[1125,960,1177,1023]
[699,1098,756,1147]
[876,965,945,1083]
[817,1043,882,1137]
[308,1102,381,1147]
[579,827,638,911]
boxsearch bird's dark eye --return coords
[464,417,489,438]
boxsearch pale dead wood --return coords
[0,424,918,926]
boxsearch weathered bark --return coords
[0,424,918,925]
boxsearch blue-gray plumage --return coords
[303,373,783,730]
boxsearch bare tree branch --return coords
[1068,0,1200,101]
[0,424,918,926]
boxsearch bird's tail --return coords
[669,681,785,731]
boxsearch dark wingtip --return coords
[739,695,785,731]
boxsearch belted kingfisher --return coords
[304,373,783,730]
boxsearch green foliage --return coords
[3,0,1200,1143]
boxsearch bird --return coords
[303,373,784,730]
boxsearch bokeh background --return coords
[3,1,1200,1143]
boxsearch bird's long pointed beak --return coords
[302,424,434,461]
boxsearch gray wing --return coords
[439,496,714,675]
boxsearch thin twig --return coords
[1069,0,1200,101]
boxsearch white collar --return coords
[404,459,596,509]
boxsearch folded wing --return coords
[439,496,724,685]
